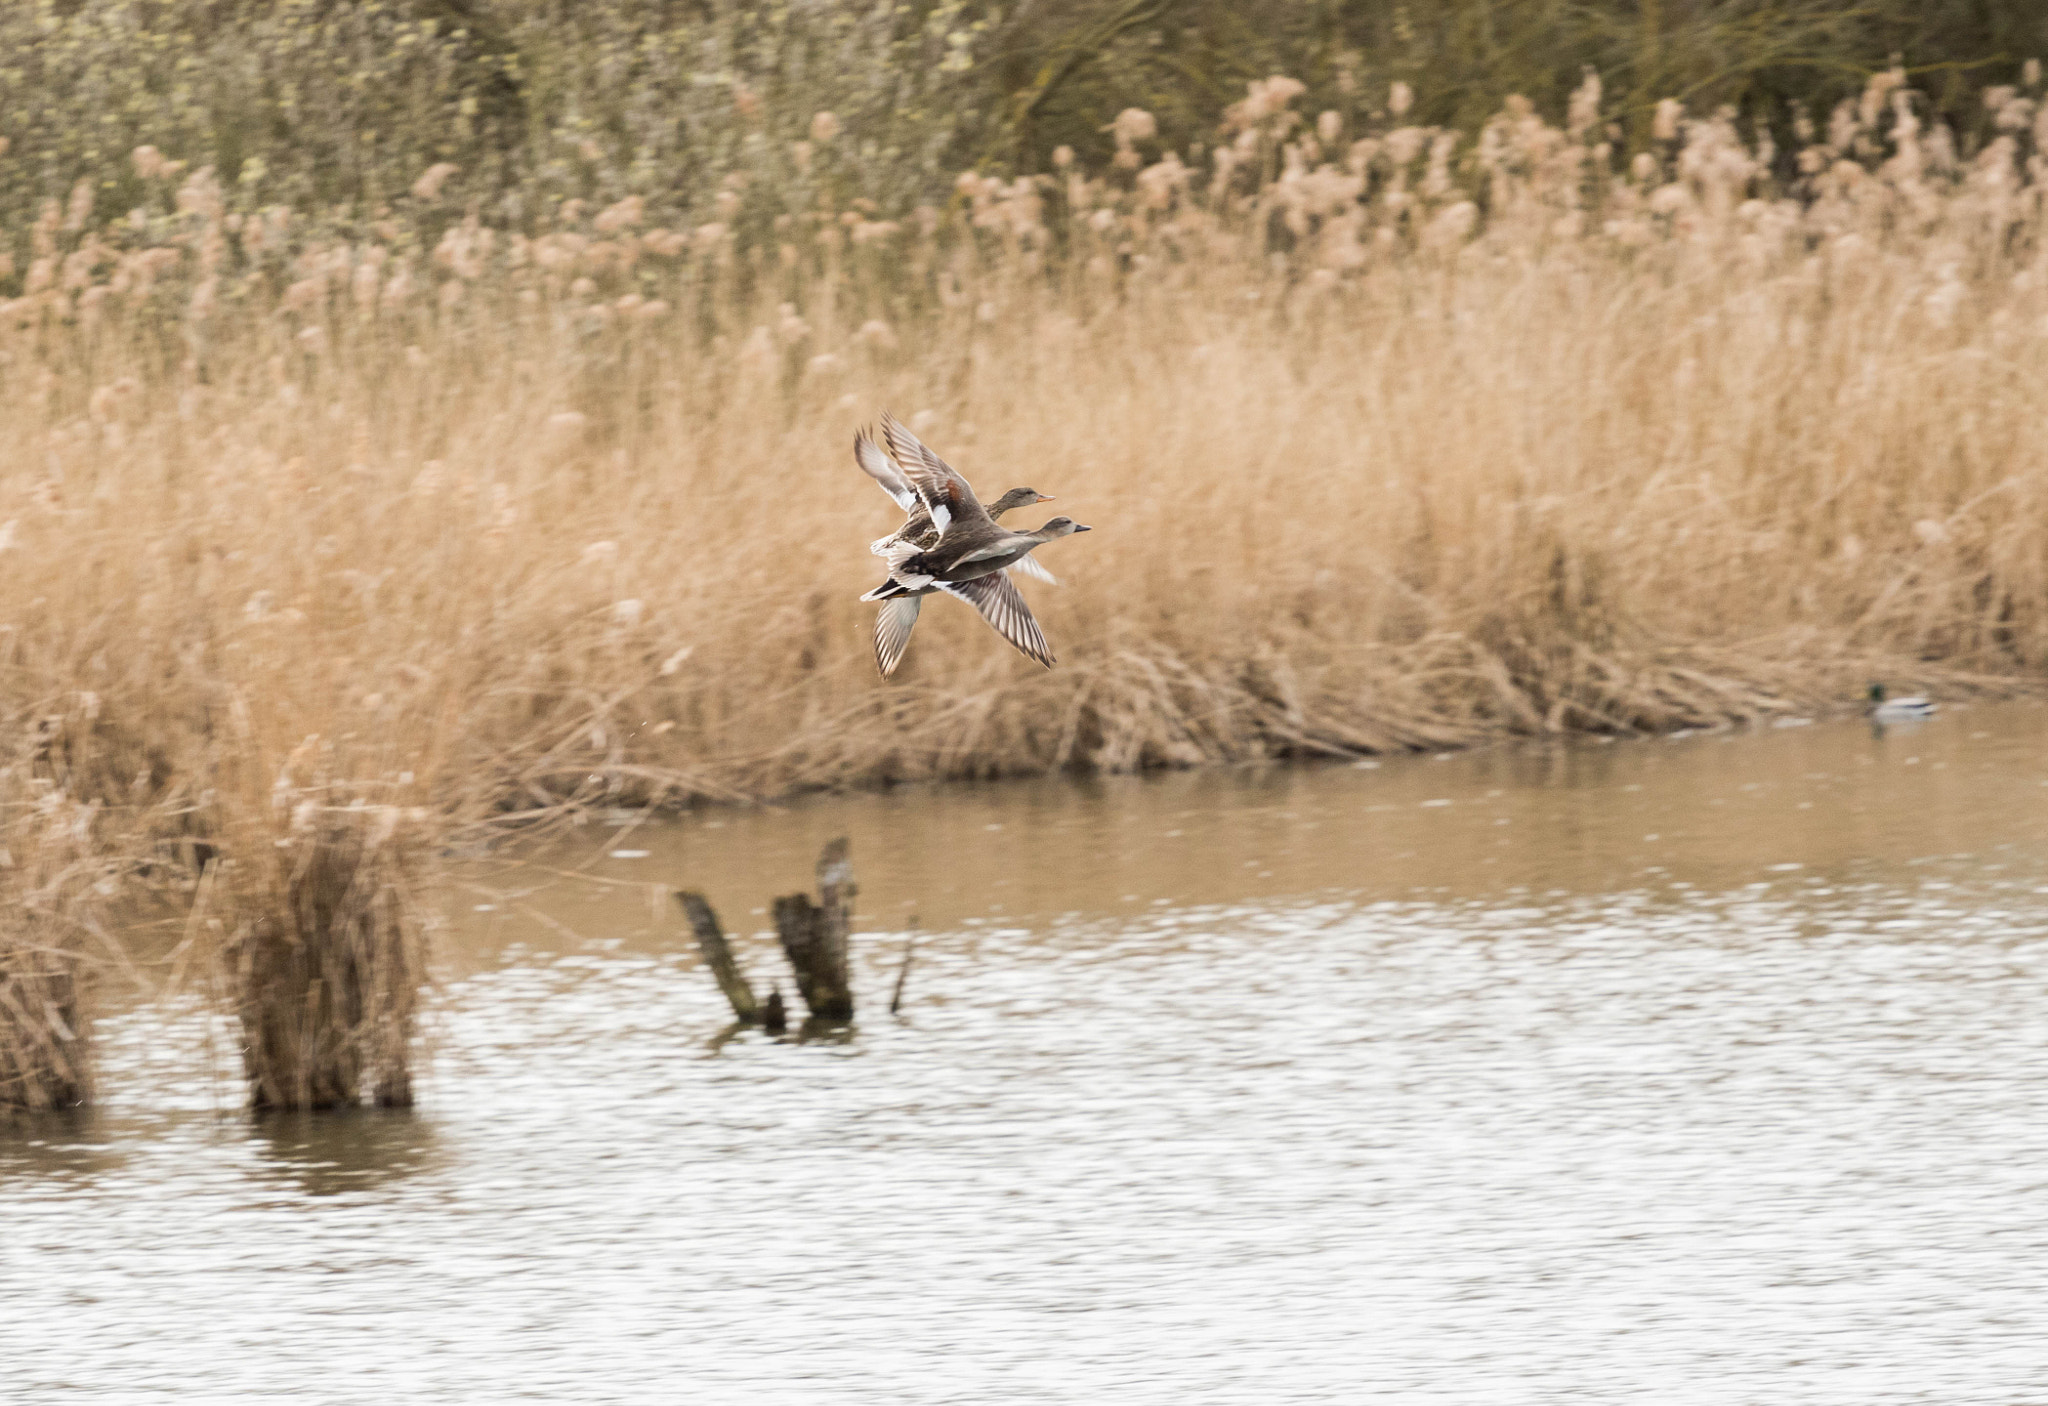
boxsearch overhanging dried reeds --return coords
[0,790,112,1113]
[0,913,91,1113]
[209,795,428,1112]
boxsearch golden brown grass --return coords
[0,783,120,1112]
[204,791,427,1111]
[3,72,2046,844]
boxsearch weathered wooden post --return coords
[772,837,856,1020]
[675,891,761,1023]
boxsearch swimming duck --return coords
[1867,683,1937,721]
[853,418,1078,676]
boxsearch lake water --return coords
[8,705,2048,1402]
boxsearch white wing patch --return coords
[881,412,990,535]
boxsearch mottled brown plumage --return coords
[852,416,1083,676]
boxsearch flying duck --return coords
[852,417,1084,676]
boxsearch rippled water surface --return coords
[9,706,2048,1402]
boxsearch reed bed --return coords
[1,69,2045,836]
[0,921,90,1112]
[0,780,118,1112]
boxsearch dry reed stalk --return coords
[0,920,88,1112]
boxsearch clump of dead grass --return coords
[184,738,430,1112]
[0,783,119,1113]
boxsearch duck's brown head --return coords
[987,487,1055,518]
[1034,516,1092,537]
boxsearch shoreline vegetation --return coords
[7,43,2048,1104]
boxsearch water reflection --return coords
[248,1107,443,1197]
[445,701,2048,964]
[702,1015,857,1053]
[0,1108,129,1185]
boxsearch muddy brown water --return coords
[7,704,2048,1401]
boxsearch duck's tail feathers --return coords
[861,531,937,601]
[878,537,923,572]
[861,576,932,602]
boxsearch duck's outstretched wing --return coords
[937,573,1055,668]
[858,427,947,555]
[880,413,992,540]
[1009,554,1058,586]
[854,428,918,512]
[875,596,922,678]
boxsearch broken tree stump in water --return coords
[772,837,856,1021]
[675,891,761,1023]
[683,838,857,1029]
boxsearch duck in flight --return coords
[858,430,1057,572]
[853,415,1088,676]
